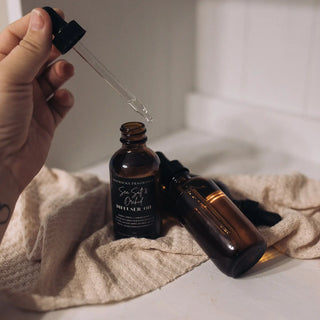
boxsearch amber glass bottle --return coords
[157,152,266,278]
[110,122,161,239]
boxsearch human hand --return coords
[0,8,74,194]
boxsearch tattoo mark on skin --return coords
[0,203,11,224]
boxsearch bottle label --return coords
[111,174,158,238]
[178,187,236,241]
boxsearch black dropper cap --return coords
[156,152,189,188]
[43,7,86,54]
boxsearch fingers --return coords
[0,8,68,83]
[0,8,64,58]
[0,12,32,58]
[38,60,74,100]
[48,89,74,126]
[0,9,52,84]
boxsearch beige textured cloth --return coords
[0,167,319,311]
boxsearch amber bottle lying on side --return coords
[157,152,267,278]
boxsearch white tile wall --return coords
[190,0,320,164]
[196,0,247,100]
[186,94,320,164]
[306,0,320,117]
[195,0,320,116]
[5,0,22,23]
[243,0,315,113]
[0,2,8,32]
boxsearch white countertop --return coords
[1,129,320,320]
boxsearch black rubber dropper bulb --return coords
[43,6,86,54]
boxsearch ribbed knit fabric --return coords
[0,167,319,311]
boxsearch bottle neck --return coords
[168,171,191,200]
[120,122,148,146]
[121,142,146,149]
[156,152,191,201]
[171,171,191,185]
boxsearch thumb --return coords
[3,9,52,83]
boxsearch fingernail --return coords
[30,9,45,30]
[62,90,74,106]
[62,62,74,76]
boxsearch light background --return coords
[2,0,320,171]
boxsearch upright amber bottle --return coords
[157,152,266,278]
[110,122,161,239]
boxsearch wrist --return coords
[0,165,21,242]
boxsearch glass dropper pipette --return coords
[43,7,153,122]
[72,42,152,122]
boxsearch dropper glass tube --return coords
[73,42,153,122]
[43,6,153,122]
